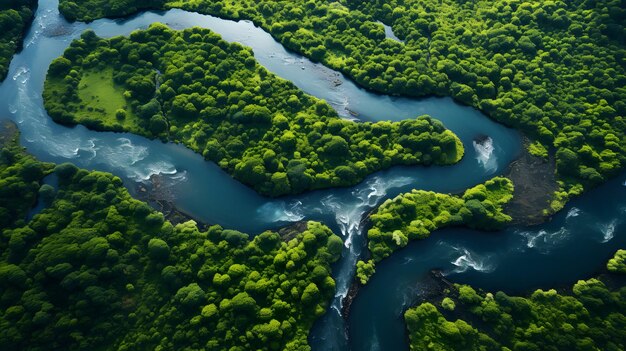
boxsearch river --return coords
[1,1,623,350]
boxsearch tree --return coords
[301,283,320,305]
[48,57,72,77]
[231,292,257,315]
[556,148,579,176]
[148,238,170,260]
[326,235,343,257]
[174,283,205,309]
[115,108,127,121]
[0,264,27,287]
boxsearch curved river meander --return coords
[2,1,625,350]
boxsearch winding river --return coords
[1,1,624,350]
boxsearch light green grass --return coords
[76,68,142,132]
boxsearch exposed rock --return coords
[277,220,309,242]
[134,174,208,228]
[504,137,558,226]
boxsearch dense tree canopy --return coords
[59,0,163,21]
[0,0,36,81]
[357,177,513,284]
[58,0,626,210]
[44,25,463,197]
[405,249,626,351]
[0,125,342,350]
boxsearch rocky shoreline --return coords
[340,208,376,321]
[277,220,309,242]
[134,174,209,229]
[503,136,558,226]
[133,174,315,242]
[341,280,360,322]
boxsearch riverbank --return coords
[339,139,557,344]
[277,220,309,242]
[0,1,38,82]
[134,174,209,228]
[340,207,376,321]
[134,175,318,242]
[0,119,18,147]
[341,281,360,323]
[402,250,626,350]
[503,136,557,226]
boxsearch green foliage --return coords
[0,0,36,81]
[366,177,513,265]
[528,140,549,159]
[38,184,55,206]
[0,124,53,230]
[43,25,463,196]
[59,0,164,22]
[58,0,626,207]
[607,249,626,274]
[147,237,169,260]
[0,134,342,350]
[355,259,375,285]
[405,303,495,351]
[441,297,455,311]
[406,263,626,351]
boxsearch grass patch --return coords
[76,68,143,132]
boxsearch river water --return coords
[1,1,623,350]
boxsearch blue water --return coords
[347,173,626,351]
[1,1,622,350]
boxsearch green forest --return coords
[0,0,624,350]
[57,0,626,211]
[0,124,343,350]
[405,249,626,351]
[44,25,462,197]
[356,177,513,284]
[0,0,36,81]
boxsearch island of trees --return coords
[0,122,343,350]
[405,249,626,351]
[356,177,513,284]
[56,0,626,213]
[44,25,463,197]
[0,0,36,81]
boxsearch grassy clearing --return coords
[76,68,143,132]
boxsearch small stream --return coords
[1,1,623,350]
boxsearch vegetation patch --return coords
[0,121,54,229]
[59,0,164,22]
[405,249,626,350]
[44,25,463,197]
[0,127,343,350]
[0,0,37,81]
[73,68,142,132]
[356,177,513,284]
[58,0,626,210]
